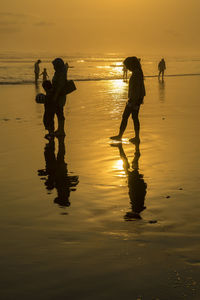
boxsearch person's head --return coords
[123,56,141,71]
[44,68,47,71]
[42,80,52,92]
[37,59,41,64]
[52,58,65,72]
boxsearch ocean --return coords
[0,51,200,84]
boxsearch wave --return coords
[0,80,35,85]
[0,73,200,85]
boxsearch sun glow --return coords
[112,159,126,177]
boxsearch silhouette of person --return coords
[113,141,147,220]
[110,56,146,143]
[38,136,79,207]
[51,58,68,136]
[158,58,166,80]
[40,68,49,82]
[123,64,128,81]
[34,59,41,83]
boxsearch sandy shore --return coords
[0,77,200,299]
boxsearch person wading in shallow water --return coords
[110,56,146,144]
[34,59,41,83]
[158,58,166,81]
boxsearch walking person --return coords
[110,56,146,143]
[34,59,41,83]
[158,58,166,81]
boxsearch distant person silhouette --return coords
[34,59,41,83]
[123,64,128,81]
[37,136,79,207]
[110,56,145,143]
[51,58,68,136]
[113,141,147,220]
[158,58,166,80]
[40,68,49,82]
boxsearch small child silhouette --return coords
[40,68,49,82]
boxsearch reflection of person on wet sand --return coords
[113,142,147,220]
[158,78,165,102]
[38,136,79,207]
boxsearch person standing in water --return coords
[158,58,166,80]
[34,59,41,83]
[110,56,145,143]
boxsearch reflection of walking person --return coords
[158,58,166,80]
[110,56,145,143]
[34,59,41,83]
[113,142,147,220]
[37,136,79,207]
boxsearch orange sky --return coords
[0,0,200,55]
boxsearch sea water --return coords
[0,51,200,84]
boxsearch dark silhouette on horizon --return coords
[158,58,166,80]
[113,141,147,220]
[110,56,146,144]
[38,136,79,207]
[34,59,41,84]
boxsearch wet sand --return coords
[0,77,200,299]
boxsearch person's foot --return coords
[129,137,140,144]
[110,135,122,141]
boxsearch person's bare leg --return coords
[129,109,140,143]
[110,104,131,141]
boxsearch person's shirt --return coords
[158,60,166,71]
[128,69,146,104]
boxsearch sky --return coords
[0,0,200,55]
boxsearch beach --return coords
[0,76,200,299]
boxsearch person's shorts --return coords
[127,101,140,111]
